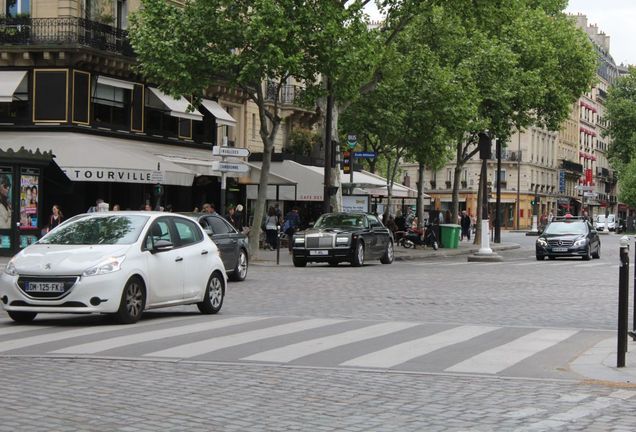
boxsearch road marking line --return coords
[242,322,419,363]
[145,318,344,358]
[513,262,542,266]
[573,262,606,268]
[340,325,499,368]
[445,328,579,374]
[0,325,53,336]
[52,316,268,355]
[0,316,185,353]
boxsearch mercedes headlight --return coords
[573,238,587,247]
[4,258,17,276]
[82,256,126,277]
[537,238,547,247]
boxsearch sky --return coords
[363,1,636,66]
[565,0,635,66]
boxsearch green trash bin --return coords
[439,224,461,248]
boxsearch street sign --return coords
[212,146,250,157]
[347,134,357,149]
[575,185,594,192]
[150,170,165,184]
[211,161,250,173]
[353,151,376,159]
[583,192,597,198]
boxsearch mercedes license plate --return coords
[25,281,65,293]
[309,250,329,256]
[552,247,568,252]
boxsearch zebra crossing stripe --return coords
[0,316,184,353]
[52,316,268,355]
[340,325,499,368]
[242,322,419,363]
[145,318,345,358]
[445,328,579,374]
[0,324,53,337]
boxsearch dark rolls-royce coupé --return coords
[292,212,394,267]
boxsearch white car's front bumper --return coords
[0,271,126,314]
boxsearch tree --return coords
[129,0,365,256]
[606,68,636,206]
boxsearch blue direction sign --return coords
[353,151,376,158]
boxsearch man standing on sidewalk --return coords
[460,210,471,241]
[282,207,301,254]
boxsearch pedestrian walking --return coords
[282,207,301,253]
[47,205,63,231]
[460,210,471,241]
[264,206,279,250]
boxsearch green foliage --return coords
[618,159,636,208]
[284,129,319,157]
[606,68,636,165]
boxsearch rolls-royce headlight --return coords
[573,238,587,247]
[294,237,305,244]
[336,236,349,244]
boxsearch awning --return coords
[0,71,27,102]
[201,99,237,127]
[97,76,135,90]
[148,87,203,121]
[0,132,196,186]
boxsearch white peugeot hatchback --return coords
[0,212,227,324]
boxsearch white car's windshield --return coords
[39,215,149,245]
[315,214,366,229]
[544,221,587,235]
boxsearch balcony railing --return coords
[0,17,133,57]
[265,82,308,106]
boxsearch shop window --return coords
[146,108,179,137]
[92,83,130,129]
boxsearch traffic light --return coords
[343,151,351,174]
[531,196,540,206]
[153,184,164,197]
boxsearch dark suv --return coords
[535,216,600,261]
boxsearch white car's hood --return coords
[13,244,131,275]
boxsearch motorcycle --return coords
[397,225,438,250]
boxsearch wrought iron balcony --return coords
[0,17,133,57]
[265,81,308,106]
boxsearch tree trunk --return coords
[331,101,342,212]
[452,144,463,225]
[417,160,425,229]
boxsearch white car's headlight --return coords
[82,256,126,277]
[294,237,305,244]
[336,236,349,244]
[537,238,547,247]
[573,238,587,247]
[4,258,17,276]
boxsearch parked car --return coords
[594,214,617,231]
[0,212,227,324]
[536,216,600,260]
[181,213,249,281]
[292,212,394,267]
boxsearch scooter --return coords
[400,225,438,250]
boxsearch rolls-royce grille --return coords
[547,239,574,247]
[306,236,334,248]
[17,276,79,299]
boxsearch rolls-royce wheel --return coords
[293,256,307,267]
[352,242,365,267]
[380,241,394,264]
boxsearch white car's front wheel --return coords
[114,277,146,324]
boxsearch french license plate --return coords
[309,250,329,256]
[552,247,568,252]
[25,281,65,293]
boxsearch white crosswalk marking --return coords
[0,324,52,336]
[145,318,344,358]
[445,328,579,374]
[0,316,183,353]
[573,262,606,268]
[51,316,268,355]
[341,325,499,368]
[242,322,419,363]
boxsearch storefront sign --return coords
[0,167,12,230]
[19,173,38,230]
[62,168,157,184]
[343,195,369,213]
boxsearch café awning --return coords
[200,99,237,127]
[0,71,27,102]
[148,87,203,121]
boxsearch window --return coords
[174,218,202,246]
[368,216,382,228]
[206,216,233,234]
[92,83,130,128]
[145,219,173,250]
[6,0,30,17]
[252,113,256,140]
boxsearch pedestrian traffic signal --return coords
[343,151,351,174]
[531,196,540,206]
[531,199,536,206]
